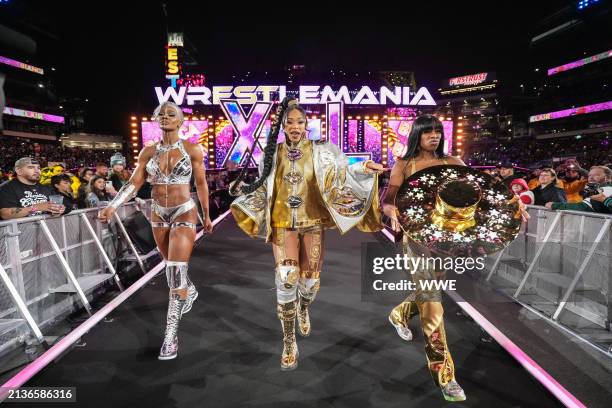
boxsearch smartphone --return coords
[106,181,113,189]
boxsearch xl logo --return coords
[219,100,351,168]
[219,100,272,167]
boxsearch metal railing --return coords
[0,199,160,357]
[484,206,612,345]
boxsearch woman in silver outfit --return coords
[99,101,213,360]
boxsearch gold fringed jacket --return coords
[231,139,382,242]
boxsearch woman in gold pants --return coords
[232,98,383,371]
[382,114,467,402]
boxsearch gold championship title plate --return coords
[396,165,522,255]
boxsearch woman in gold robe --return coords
[231,98,383,370]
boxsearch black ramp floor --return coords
[20,216,563,407]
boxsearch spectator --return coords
[557,162,588,203]
[52,164,65,176]
[65,171,80,198]
[226,160,240,184]
[0,137,124,173]
[121,168,132,181]
[209,191,223,220]
[510,178,534,205]
[210,174,221,190]
[546,166,612,213]
[86,175,112,208]
[76,167,95,209]
[109,153,128,192]
[496,160,518,188]
[527,169,541,190]
[532,168,567,206]
[50,174,76,210]
[39,166,55,186]
[0,157,67,220]
[95,162,109,179]
[95,161,117,196]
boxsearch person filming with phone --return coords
[85,175,114,208]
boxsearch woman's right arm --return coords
[108,149,150,209]
[98,147,152,222]
[382,160,407,231]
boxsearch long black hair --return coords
[236,96,296,194]
[402,114,448,160]
[87,175,108,199]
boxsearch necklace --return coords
[158,140,180,153]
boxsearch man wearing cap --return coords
[496,160,519,189]
[0,157,68,220]
[557,161,588,203]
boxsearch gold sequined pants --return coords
[272,225,324,273]
[389,235,456,387]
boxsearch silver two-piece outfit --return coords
[146,140,199,360]
[110,140,199,360]
[146,140,197,230]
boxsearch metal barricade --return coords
[0,201,153,357]
[484,205,612,347]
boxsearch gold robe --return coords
[232,139,381,242]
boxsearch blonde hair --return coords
[152,101,184,125]
[590,165,612,182]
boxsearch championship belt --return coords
[395,165,521,255]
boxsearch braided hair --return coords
[236,96,297,194]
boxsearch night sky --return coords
[3,0,577,134]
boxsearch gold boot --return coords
[297,278,319,337]
[297,299,311,337]
[388,295,418,341]
[277,302,298,370]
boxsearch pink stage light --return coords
[529,101,612,123]
[548,49,612,76]
[3,107,64,124]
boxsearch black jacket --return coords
[531,183,567,206]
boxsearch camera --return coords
[580,183,602,198]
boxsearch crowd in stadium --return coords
[1,132,610,221]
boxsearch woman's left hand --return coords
[204,217,213,233]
